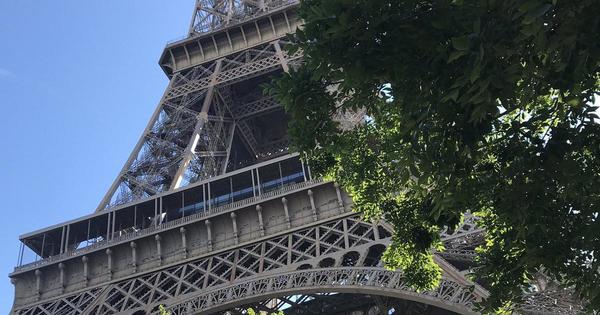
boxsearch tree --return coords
[247,308,284,315]
[267,0,600,312]
[158,305,170,315]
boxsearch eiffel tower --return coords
[10,1,581,314]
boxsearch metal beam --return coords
[96,75,178,212]
[232,96,281,120]
[170,59,223,190]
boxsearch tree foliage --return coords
[158,305,170,315]
[267,0,600,311]
[247,308,284,315]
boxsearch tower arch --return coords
[165,267,480,315]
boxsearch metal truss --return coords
[436,215,585,315]
[167,267,480,315]
[332,108,367,131]
[187,0,299,36]
[438,213,484,265]
[97,41,303,211]
[11,288,103,315]
[231,293,442,315]
[13,213,582,315]
[11,0,589,314]
[15,215,395,315]
[518,289,585,315]
[249,294,453,315]
[231,96,280,120]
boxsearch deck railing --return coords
[14,178,324,273]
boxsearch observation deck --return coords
[11,154,356,310]
[159,0,300,76]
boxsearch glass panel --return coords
[19,244,39,266]
[15,155,305,267]
[279,156,304,186]
[68,219,95,251]
[44,228,63,257]
[109,206,136,239]
[82,214,109,247]
[209,178,231,208]
[258,161,282,193]
[181,184,206,215]
[162,192,183,223]
[231,170,254,202]
[135,199,155,229]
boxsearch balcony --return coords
[14,153,314,274]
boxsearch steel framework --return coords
[9,1,585,315]
[187,0,299,36]
[13,209,490,315]
[97,39,303,210]
[167,267,481,314]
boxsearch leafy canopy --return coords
[247,308,283,315]
[158,305,170,315]
[267,0,600,311]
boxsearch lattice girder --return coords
[188,0,299,35]
[14,214,393,314]
[97,40,300,211]
[11,2,586,315]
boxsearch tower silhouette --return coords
[10,1,580,314]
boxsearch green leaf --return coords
[523,4,552,24]
[567,98,580,107]
[520,23,539,36]
[518,0,541,13]
[452,36,470,51]
[441,89,460,102]
[470,63,482,83]
[271,0,600,312]
[473,18,481,34]
[448,50,467,63]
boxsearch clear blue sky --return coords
[0,1,192,312]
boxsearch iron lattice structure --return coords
[187,0,298,36]
[97,0,303,211]
[97,39,301,210]
[9,1,584,315]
